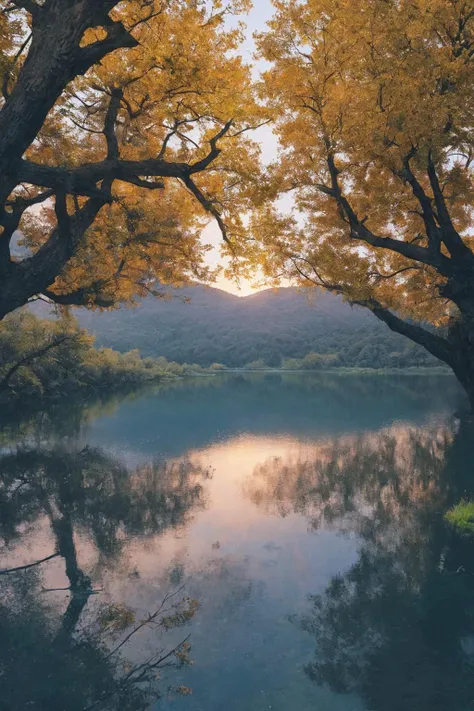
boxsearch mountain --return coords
[50,285,437,369]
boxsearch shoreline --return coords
[216,366,453,376]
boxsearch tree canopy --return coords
[252,0,474,401]
[0,0,263,318]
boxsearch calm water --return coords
[2,373,474,711]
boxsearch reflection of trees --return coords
[0,569,196,711]
[0,437,210,710]
[0,444,210,560]
[246,423,454,540]
[246,419,474,711]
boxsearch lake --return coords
[2,372,474,711]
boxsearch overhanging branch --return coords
[285,249,453,366]
[355,297,453,366]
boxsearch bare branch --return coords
[104,585,187,662]
[0,552,60,575]
[182,175,232,249]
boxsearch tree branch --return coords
[103,88,123,160]
[183,175,232,247]
[5,188,54,211]
[393,148,442,256]
[124,176,164,190]
[8,0,40,18]
[284,248,453,366]
[18,157,190,194]
[427,151,474,263]
[367,265,422,281]
[13,196,109,310]
[0,552,60,575]
[17,117,234,195]
[188,120,234,173]
[0,189,54,264]
[74,21,138,76]
[355,297,453,365]
[0,333,80,393]
[42,286,117,308]
[322,149,453,275]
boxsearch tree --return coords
[0,0,263,320]
[254,0,474,406]
[0,313,82,394]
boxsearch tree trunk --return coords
[52,511,91,589]
[448,312,474,412]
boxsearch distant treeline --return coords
[66,286,441,370]
[244,344,445,371]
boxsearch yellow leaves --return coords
[161,597,199,630]
[47,178,217,307]
[7,0,268,311]
[254,0,474,325]
[174,685,193,696]
[98,602,136,632]
[80,27,107,47]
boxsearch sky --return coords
[203,0,279,296]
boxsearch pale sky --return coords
[204,0,280,296]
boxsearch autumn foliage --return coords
[3,1,474,401]
[0,0,263,316]
[253,0,474,400]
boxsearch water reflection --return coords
[1,570,197,711]
[246,417,474,711]
[0,428,210,710]
[1,373,472,711]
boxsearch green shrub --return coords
[445,500,474,536]
[0,312,219,406]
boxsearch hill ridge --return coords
[37,284,437,369]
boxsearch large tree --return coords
[0,0,262,319]
[254,0,474,405]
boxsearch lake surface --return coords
[2,373,474,711]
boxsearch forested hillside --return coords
[41,286,440,369]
